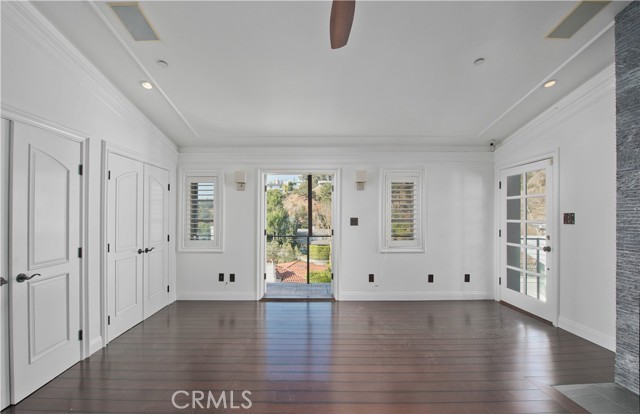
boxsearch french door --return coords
[500,159,555,322]
[263,174,333,297]
[9,122,83,402]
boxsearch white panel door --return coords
[107,153,144,341]
[1,118,11,410]
[10,122,82,403]
[500,159,555,322]
[143,164,169,318]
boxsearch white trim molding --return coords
[89,337,103,356]
[496,64,614,154]
[177,292,256,301]
[339,291,494,301]
[1,1,177,158]
[558,316,615,351]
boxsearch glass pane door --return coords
[264,174,333,299]
[501,160,553,322]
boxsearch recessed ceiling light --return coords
[157,60,169,68]
[474,58,485,66]
[140,81,154,90]
[543,79,557,88]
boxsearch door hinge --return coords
[264,185,267,192]
[167,234,170,242]
[499,181,502,189]
[167,285,170,293]
[168,184,171,191]
[331,273,334,280]
[78,247,82,258]
[499,277,502,286]
[264,273,266,280]
[108,170,111,180]
[264,229,267,236]
[499,229,502,237]
[107,243,110,252]
[331,229,334,236]
[78,330,83,341]
[78,165,83,175]
[108,316,111,325]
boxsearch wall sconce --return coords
[356,170,367,191]
[234,170,247,191]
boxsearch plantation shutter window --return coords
[381,170,424,252]
[188,181,215,241]
[180,171,223,252]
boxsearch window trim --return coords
[380,169,425,253]
[178,169,224,252]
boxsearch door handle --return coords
[138,249,144,254]
[0,277,7,287]
[16,273,41,283]
[145,247,155,253]
[543,246,551,252]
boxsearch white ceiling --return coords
[33,1,628,149]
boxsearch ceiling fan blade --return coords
[330,0,355,49]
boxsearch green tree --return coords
[266,190,295,243]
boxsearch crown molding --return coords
[1,2,178,156]
[497,64,614,153]
[481,22,614,138]
[178,146,495,166]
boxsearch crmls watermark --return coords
[172,390,253,410]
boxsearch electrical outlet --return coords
[428,274,434,283]
[369,273,374,283]
[230,273,235,282]
[464,274,470,283]
[219,273,224,282]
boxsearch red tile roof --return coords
[275,260,327,283]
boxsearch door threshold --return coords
[499,301,552,325]
[260,297,335,302]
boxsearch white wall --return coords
[495,65,616,350]
[177,150,495,301]
[1,2,178,355]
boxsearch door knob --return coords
[138,249,144,254]
[543,246,551,252]
[145,247,155,253]
[16,273,41,283]
[0,277,7,287]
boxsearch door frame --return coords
[100,142,174,347]
[1,118,11,410]
[257,169,341,300]
[495,151,560,326]
[1,108,89,404]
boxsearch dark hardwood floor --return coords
[5,301,615,413]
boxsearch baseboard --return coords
[339,291,494,301]
[89,336,103,355]
[177,291,256,301]
[558,316,615,351]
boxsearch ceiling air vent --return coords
[109,2,159,41]
[547,1,611,39]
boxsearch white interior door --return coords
[1,118,11,410]
[10,122,82,403]
[143,164,169,318]
[500,159,555,322]
[107,153,144,341]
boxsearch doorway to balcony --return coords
[261,173,334,300]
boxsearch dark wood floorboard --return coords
[3,301,615,414]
